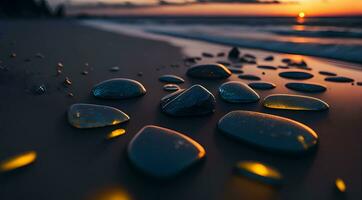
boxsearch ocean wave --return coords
[147,29,362,64]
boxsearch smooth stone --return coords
[92,78,146,99]
[228,47,240,59]
[248,82,276,90]
[162,84,216,116]
[257,65,277,70]
[218,110,319,153]
[279,71,313,80]
[285,82,327,93]
[202,52,214,57]
[163,84,180,92]
[238,74,261,81]
[160,89,185,107]
[219,81,260,103]
[325,76,354,83]
[264,56,274,61]
[235,161,282,185]
[263,94,329,111]
[109,66,120,72]
[67,103,130,128]
[159,74,185,84]
[227,67,244,74]
[128,125,206,177]
[34,84,46,95]
[319,71,337,76]
[217,52,225,57]
[187,64,231,79]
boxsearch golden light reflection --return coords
[88,186,131,200]
[107,129,126,139]
[236,161,282,180]
[335,178,346,192]
[0,151,37,172]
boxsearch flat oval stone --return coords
[279,71,313,80]
[159,75,185,84]
[163,84,180,92]
[325,76,354,83]
[67,103,130,128]
[248,82,276,90]
[162,84,216,116]
[227,67,243,74]
[286,82,327,93]
[187,64,231,79]
[319,71,337,76]
[238,74,261,81]
[235,161,282,185]
[128,125,206,178]
[218,110,318,153]
[263,94,329,111]
[219,81,260,103]
[264,56,274,61]
[92,78,146,99]
[257,65,277,70]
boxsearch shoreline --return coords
[82,19,362,66]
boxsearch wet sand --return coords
[0,20,361,200]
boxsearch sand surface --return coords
[0,20,361,200]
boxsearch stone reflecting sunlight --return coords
[0,151,37,172]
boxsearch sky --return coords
[48,0,362,16]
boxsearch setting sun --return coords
[298,12,306,18]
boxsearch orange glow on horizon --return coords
[69,0,362,17]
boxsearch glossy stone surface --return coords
[159,75,185,84]
[67,103,130,128]
[248,82,276,90]
[187,64,231,79]
[286,82,327,93]
[160,89,185,107]
[235,161,282,185]
[219,81,260,103]
[163,84,180,92]
[257,65,277,70]
[162,85,216,116]
[238,74,261,81]
[128,125,206,177]
[263,94,329,111]
[92,78,146,99]
[325,76,354,83]
[279,71,313,80]
[319,71,337,76]
[218,110,319,153]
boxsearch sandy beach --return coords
[0,20,361,200]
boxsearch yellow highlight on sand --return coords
[107,129,126,139]
[335,178,346,192]
[0,151,37,172]
[237,161,282,180]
